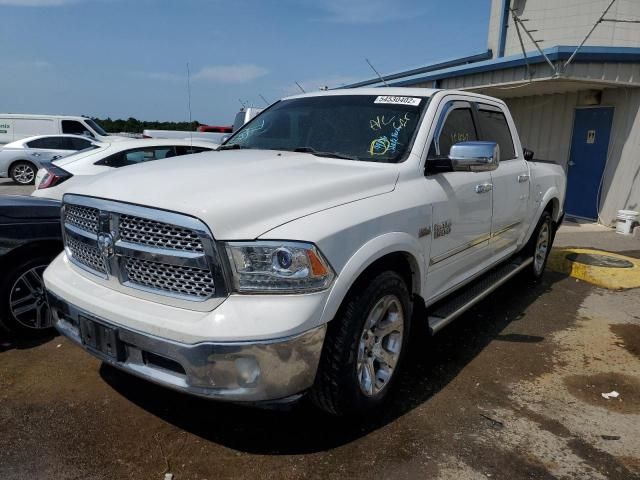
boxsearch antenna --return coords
[238,98,248,108]
[186,62,193,147]
[259,94,270,106]
[365,58,389,87]
[294,81,306,93]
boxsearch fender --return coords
[319,232,426,324]
[522,185,562,246]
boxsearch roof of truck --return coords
[282,87,506,104]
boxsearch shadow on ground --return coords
[100,271,570,455]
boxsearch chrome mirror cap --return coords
[449,141,499,172]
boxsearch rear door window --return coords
[476,106,517,160]
[26,136,70,150]
[68,137,93,150]
[95,146,176,167]
[175,146,212,155]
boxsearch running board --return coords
[427,257,533,335]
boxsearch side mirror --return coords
[523,148,534,161]
[449,141,499,172]
[82,130,95,138]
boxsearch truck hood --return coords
[66,150,399,239]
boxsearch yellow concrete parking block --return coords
[548,248,640,290]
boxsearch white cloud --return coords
[311,0,430,24]
[135,64,269,85]
[0,0,81,6]
[192,64,268,83]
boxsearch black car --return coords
[0,196,62,335]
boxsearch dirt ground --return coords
[1,235,639,479]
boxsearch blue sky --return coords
[1,0,490,124]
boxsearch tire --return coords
[0,255,55,336]
[9,161,37,185]
[311,270,412,416]
[527,211,553,280]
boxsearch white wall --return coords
[488,0,640,57]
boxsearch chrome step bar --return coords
[428,257,533,335]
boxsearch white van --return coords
[0,114,120,145]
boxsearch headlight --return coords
[225,241,335,293]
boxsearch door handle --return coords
[517,174,530,183]
[475,183,493,194]
[568,161,576,166]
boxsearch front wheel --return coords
[10,161,37,185]
[311,270,411,415]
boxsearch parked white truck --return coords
[44,88,566,415]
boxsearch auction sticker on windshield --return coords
[374,96,421,106]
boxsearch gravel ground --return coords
[1,194,639,479]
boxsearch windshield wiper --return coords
[293,147,359,161]
[217,143,249,151]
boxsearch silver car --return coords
[0,134,99,185]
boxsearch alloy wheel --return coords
[357,294,404,397]
[13,164,35,184]
[534,222,550,275]
[9,266,52,329]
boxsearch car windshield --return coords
[222,94,428,163]
[85,119,108,136]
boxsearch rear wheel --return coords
[0,256,55,336]
[311,270,411,415]
[528,211,553,280]
[10,161,37,185]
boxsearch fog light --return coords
[235,357,261,386]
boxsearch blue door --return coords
[565,107,614,219]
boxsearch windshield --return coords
[223,95,428,163]
[85,119,108,136]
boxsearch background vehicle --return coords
[0,114,122,145]
[32,138,216,200]
[0,134,100,185]
[0,196,62,336]
[44,88,566,415]
[141,129,226,145]
[142,107,263,145]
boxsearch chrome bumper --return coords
[47,291,326,402]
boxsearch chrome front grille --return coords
[119,215,204,253]
[125,257,215,298]
[62,195,225,305]
[65,204,99,234]
[66,235,107,274]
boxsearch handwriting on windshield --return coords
[368,113,412,156]
[234,119,265,142]
[370,115,395,131]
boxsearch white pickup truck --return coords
[44,88,566,415]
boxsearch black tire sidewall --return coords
[0,255,54,335]
[314,270,412,414]
[10,161,37,185]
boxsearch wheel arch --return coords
[319,232,425,324]
[0,240,63,279]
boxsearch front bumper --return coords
[48,291,326,402]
